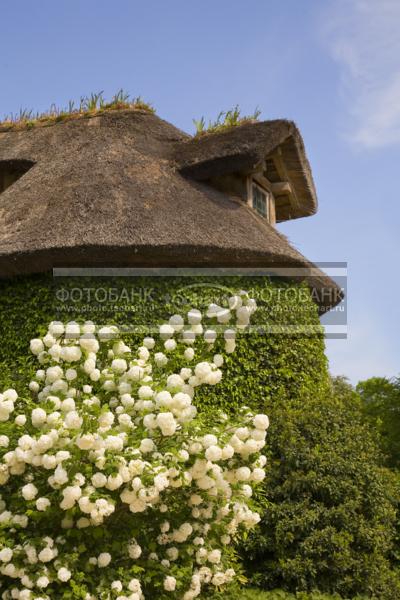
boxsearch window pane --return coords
[252,184,267,218]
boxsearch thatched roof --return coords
[0,109,341,311]
[175,119,317,222]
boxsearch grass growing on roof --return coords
[193,105,261,136]
[0,89,155,132]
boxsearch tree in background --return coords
[357,376,400,470]
[242,378,400,599]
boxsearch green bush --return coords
[208,586,368,599]
[0,291,270,598]
[1,274,398,597]
[243,381,400,598]
[356,376,400,470]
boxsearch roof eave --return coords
[174,120,318,221]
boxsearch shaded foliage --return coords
[357,376,400,470]
[242,384,400,599]
[209,587,369,600]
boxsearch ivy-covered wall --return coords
[1,275,398,598]
[0,273,329,412]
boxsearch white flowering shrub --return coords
[0,292,269,600]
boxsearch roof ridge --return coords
[0,106,156,134]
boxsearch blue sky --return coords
[1,0,399,382]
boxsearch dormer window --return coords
[251,182,269,219]
[0,160,34,194]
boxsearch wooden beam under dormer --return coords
[270,148,300,209]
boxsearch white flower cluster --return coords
[0,291,269,599]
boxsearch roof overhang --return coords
[174,119,317,221]
[0,110,341,313]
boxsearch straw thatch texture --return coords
[0,110,341,311]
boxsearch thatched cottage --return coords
[0,109,341,313]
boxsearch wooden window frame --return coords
[247,175,276,225]
[251,181,269,219]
